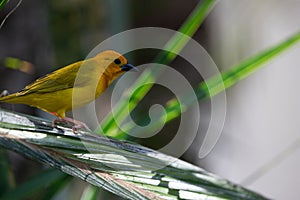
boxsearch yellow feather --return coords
[0,50,135,119]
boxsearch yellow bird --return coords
[0,50,136,128]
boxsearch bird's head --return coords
[94,50,137,82]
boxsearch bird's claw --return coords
[52,117,91,133]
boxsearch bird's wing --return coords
[19,59,100,95]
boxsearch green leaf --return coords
[170,30,300,117]
[2,57,34,74]
[0,109,268,200]
[0,0,8,11]
[99,0,217,138]
[120,31,300,135]
[80,185,99,200]
[0,149,15,194]
[0,168,69,200]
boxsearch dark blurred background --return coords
[1,0,300,199]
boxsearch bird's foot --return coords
[52,117,91,133]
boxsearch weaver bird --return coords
[0,50,136,130]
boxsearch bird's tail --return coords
[0,91,21,104]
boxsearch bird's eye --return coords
[114,58,121,65]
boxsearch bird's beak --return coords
[121,63,138,72]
